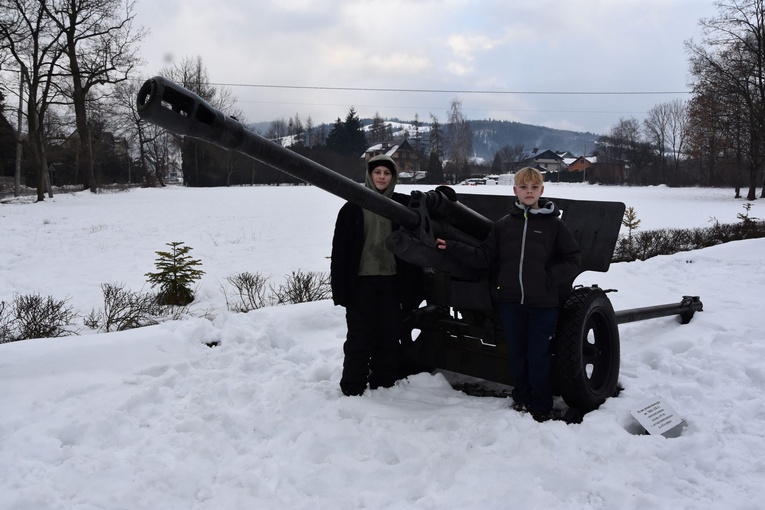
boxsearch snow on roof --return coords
[363,143,400,156]
[398,170,427,181]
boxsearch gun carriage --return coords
[137,77,703,421]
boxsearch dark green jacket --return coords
[330,192,421,308]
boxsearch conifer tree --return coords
[145,242,205,306]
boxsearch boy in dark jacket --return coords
[436,167,581,421]
[330,154,419,396]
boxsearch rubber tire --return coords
[553,287,620,413]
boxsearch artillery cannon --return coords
[137,76,703,421]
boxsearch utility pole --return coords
[583,143,587,183]
[14,68,24,197]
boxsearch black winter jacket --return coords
[446,199,581,307]
[330,192,421,308]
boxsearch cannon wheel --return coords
[553,286,620,413]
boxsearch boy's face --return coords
[514,181,544,208]
[370,166,393,191]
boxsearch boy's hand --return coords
[436,238,447,250]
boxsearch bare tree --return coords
[666,99,689,178]
[1,0,66,201]
[368,112,387,145]
[43,0,145,192]
[687,0,765,199]
[644,99,688,184]
[446,98,473,182]
[428,113,444,157]
[143,127,171,186]
[686,90,723,186]
[597,117,653,184]
[643,102,671,182]
[305,116,314,148]
[408,113,422,153]
[160,56,239,186]
[161,56,236,112]
[112,78,170,185]
[266,118,289,142]
[109,79,138,181]
[289,113,304,148]
[498,143,530,173]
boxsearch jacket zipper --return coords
[518,208,529,304]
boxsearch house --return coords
[590,160,626,184]
[566,156,597,174]
[362,139,420,179]
[520,149,570,173]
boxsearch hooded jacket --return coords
[330,155,421,308]
[446,199,581,307]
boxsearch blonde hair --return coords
[514,167,544,186]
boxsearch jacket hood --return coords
[365,155,398,197]
[514,199,560,217]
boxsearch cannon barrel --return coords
[615,296,703,325]
[136,76,421,230]
[136,76,496,274]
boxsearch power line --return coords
[236,99,647,115]
[3,71,691,95]
[211,82,690,96]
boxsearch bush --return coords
[145,242,205,306]
[221,272,271,312]
[0,301,13,343]
[86,283,167,332]
[613,220,765,262]
[1,293,77,342]
[272,270,331,305]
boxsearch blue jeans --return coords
[499,302,558,414]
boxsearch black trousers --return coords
[340,275,401,395]
[499,301,558,414]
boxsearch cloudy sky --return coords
[134,0,719,135]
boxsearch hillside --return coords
[468,119,600,160]
[249,118,602,160]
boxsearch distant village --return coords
[363,141,603,185]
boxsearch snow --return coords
[1,183,764,509]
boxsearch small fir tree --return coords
[622,206,641,240]
[737,202,758,231]
[145,242,205,306]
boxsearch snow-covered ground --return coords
[1,183,763,509]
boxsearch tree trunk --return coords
[155,168,166,187]
[26,100,49,202]
[735,149,742,198]
[72,81,96,192]
[29,138,47,202]
[45,167,53,197]
[706,136,716,186]
[747,133,759,201]
[747,161,757,200]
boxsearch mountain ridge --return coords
[249,118,602,160]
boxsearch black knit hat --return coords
[367,154,397,176]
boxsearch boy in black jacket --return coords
[330,155,420,396]
[437,167,581,421]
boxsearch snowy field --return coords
[1,183,764,509]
